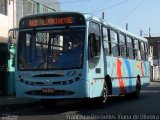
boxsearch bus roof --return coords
[83,13,147,42]
[19,12,147,42]
[19,12,85,21]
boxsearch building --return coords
[0,0,60,96]
[16,0,60,29]
[146,37,160,81]
[0,0,12,42]
[0,0,60,43]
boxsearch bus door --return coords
[88,21,105,98]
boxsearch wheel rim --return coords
[102,83,108,103]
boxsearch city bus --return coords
[16,12,150,107]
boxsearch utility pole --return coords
[102,12,104,19]
[126,23,128,30]
[9,0,15,28]
[149,27,151,37]
[7,0,16,95]
[158,41,159,68]
[140,29,143,36]
[13,0,15,29]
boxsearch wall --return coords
[36,0,60,12]
[0,1,14,40]
[146,37,160,81]
[0,0,60,42]
[16,0,60,28]
[0,14,8,38]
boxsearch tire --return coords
[41,99,57,109]
[94,81,108,108]
[132,78,141,98]
[126,78,141,99]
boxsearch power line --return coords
[90,0,129,14]
[106,0,129,10]
[151,33,160,36]
[116,0,145,24]
[88,0,112,13]
[65,0,94,12]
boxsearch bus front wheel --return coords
[94,81,108,107]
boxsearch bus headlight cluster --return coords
[60,77,80,85]
[20,79,38,85]
[20,77,81,86]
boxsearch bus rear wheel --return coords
[126,78,141,99]
[132,79,141,98]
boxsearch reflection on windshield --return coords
[18,28,84,70]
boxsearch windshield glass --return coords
[18,27,85,70]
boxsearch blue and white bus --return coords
[16,12,150,107]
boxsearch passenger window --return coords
[110,30,119,57]
[119,33,126,58]
[144,43,148,61]
[102,27,111,55]
[127,36,134,59]
[140,42,145,61]
[134,40,141,60]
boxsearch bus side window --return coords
[134,39,140,60]
[126,36,134,59]
[119,33,127,58]
[144,43,148,61]
[102,26,110,55]
[134,40,138,59]
[138,40,142,60]
[88,21,101,68]
[110,30,119,57]
[140,42,145,61]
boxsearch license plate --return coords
[42,88,55,94]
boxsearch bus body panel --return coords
[105,56,150,95]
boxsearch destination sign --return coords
[19,13,85,29]
[29,17,73,27]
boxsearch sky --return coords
[60,0,160,37]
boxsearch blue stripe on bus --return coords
[124,59,132,91]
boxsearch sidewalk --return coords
[0,96,39,112]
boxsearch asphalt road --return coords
[1,81,160,120]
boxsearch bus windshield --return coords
[18,27,85,70]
